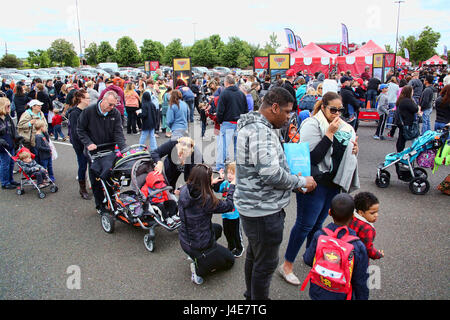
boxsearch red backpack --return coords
[300,226,359,300]
[140,172,169,204]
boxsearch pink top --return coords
[124,91,140,107]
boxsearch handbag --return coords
[49,139,58,161]
[398,112,420,141]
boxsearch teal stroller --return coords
[375,129,448,195]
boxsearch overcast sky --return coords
[2,0,449,59]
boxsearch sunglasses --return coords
[179,141,194,148]
[327,106,344,114]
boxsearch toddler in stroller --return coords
[12,147,58,198]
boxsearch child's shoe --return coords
[165,217,175,228]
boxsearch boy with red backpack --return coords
[301,193,369,300]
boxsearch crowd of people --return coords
[0,61,449,300]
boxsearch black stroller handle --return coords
[147,186,173,199]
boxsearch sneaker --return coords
[1,184,16,190]
[231,247,244,258]
[373,135,380,140]
[172,215,181,223]
[165,217,175,228]
[190,262,203,285]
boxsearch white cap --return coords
[28,99,43,108]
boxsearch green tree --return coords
[384,44,394,53]
[140,39,165,62]
[208,34,225,65]
[48,38,78,66]
[115,36,141,66]
[0,54,22,68]
[163,39,185,65]
[85,42,99,65]
[398,26,441,64]
[97,41,116,63]
[221,37,251,68]
[39,51,52,68]
[190,39,216,67]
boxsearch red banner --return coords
[254,56,269,70]
[384,54,396,68]
[150,61,160,71]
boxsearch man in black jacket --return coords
[419,75,435,134]
[77,90,127,213]
[216,75,248,171]
[282,69,298,112]
[340,76,363,130]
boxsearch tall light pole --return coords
[193,22,197,43]
[75,0,83,58]
[394,0,405,55]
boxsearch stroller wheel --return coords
[50,185,58,193]
[16,189,24,195]
[38,192,46,199]
[413,168,428,180]
[375,170,390,188]
[101,213,115,233]
[144,234,155,252]
[409,178,430,195]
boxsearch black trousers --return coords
[153,200,177,220]
[396,127,406,152]
[126,107,138,134]
[241,210,285,300]
[223,218,243,251]
[182,223,235,277]
[375,113,387,137]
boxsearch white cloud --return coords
[1,0,448,58]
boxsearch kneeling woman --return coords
[178,164,236,284]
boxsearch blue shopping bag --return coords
[283,142,311,177]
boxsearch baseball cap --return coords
[379,84,389,90]
[340,76,353,84]
[286,69,296,78]
[28,100,43,108]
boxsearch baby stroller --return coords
[375,129,449,195]
[281,112,300,143]
[88,143,180,252]
[3,146,58,199]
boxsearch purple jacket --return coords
[98,85,125,115]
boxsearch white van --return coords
[97,62,119,73]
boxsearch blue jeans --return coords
[73,146,88,181]
[39,158,55,181]
[53,124,65,140]
[186,99,195,123]
[139,129,158,151]
[421,108,433,134]
[0,149,15,186]
[284,184,340,263]
[366,89,378,109]
[216,122,237,171]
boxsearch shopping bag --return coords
[283,142,310,176]
[49,139,58,161]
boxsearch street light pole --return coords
[193,22,197,43]
[394,0,405,55]
[75,0,83,58]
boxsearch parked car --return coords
[1,73,32,86]
[47,69,71,77]
[33,70,53,81]
[98,62,119,73]
[213,66,231,77]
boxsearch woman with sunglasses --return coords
[178,164,236,285]
[151,136,203,191]
[279,91,359,286]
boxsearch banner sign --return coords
[268,53,291,79]
[254,56,269,70]
[284,28,297,52]
[404,48,410,60]
[372,53,396,82]
[173,57,192,87]
[384,53,396,68]
[341,23,349,55]
[295,35,303,50]
[150,61,160,71]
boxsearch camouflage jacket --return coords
[234,112,305,218]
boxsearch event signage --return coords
[284,28,297,51]
[268,53,291,79]
[372,52,396,82]
[295,35,304,50]
[173,57,192,87]
[254,56,269,78]
[341,23,349,55]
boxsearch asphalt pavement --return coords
[0,111,448,300]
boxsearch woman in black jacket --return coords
[434,84,450,131]
[67,89,91,200]
[178,164,236,284]
[151,137,203,191]
[13,85,31,123]
[36,83,52,117]
[395,85,420,152]
[137,91,158,150]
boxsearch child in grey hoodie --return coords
[374,84,390,140]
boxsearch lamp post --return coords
[75,0,83,58]
[394,0,405,55]
[193,22,197,43]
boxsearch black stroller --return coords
[88,143,180,252]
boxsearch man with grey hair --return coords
[77,90,127,214]
[215,74,248,171]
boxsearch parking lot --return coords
[0,111,448,301]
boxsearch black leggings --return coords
[153,200,177,220]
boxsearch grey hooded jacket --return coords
[234,112,306,218]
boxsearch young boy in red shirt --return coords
[52,109,68,141]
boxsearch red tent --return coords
[336,40,387,76]
[422,55,447,65]
[396,56,411,66]
[290,42,338,77]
